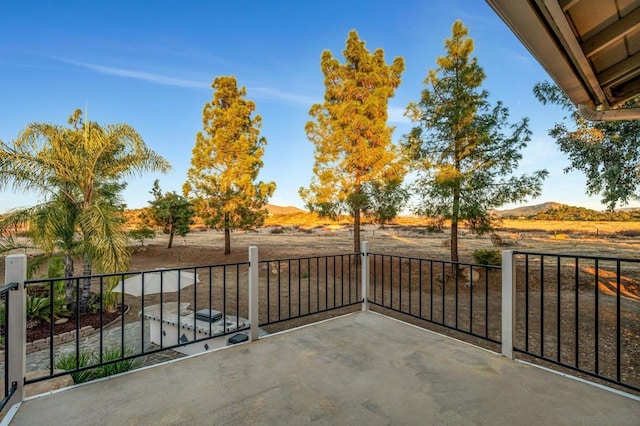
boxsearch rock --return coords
[54,318,69,325]
[2,370,75,398]
[459,267,481,288]
[460,267,480,283]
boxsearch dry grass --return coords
[498,219,640,234]
[263,212,346,228]
[263,213,640,235]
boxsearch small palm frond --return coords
[79,199,130,274]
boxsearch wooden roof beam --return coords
[581,7,640,58]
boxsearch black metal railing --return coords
[6,248,638,399]
[0,281,17,411]
[258,254,361,327]
[22,262,249,386]
[368,253,501,344]
[513,251,640,393]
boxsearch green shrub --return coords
[94,347,142,378]
[26,296,53,324]
[55,350,94,384]
[472,248,502,266]
[129,227,156,246]
[26,295,71,324]
[54,347,141,384]
[424,218,445,234]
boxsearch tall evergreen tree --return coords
[404,20,547,262]
[185,76,275,255]
[300,30,406,253]
[534,81,640,210]
[149,180,194,249]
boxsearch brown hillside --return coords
[491,201,566,218]
[265,204,305,215]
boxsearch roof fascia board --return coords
[540,0,609,106]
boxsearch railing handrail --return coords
[0,382,17,411]
[369,252,502,269]
[258,252,361,264]
[24,261,251,285]
[0,282,18,296]
[513,250,640,263]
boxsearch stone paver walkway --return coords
[1,321,185,379]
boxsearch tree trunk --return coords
[224,213,231,255]
[451,138,461,264]
[79,254,92,313]
[167,231,174,249]
[450,187,460,263]
[64,254,74,307]
[353,207,361,254]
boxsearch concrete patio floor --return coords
[8,311,640,425]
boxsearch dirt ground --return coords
[2,223,639,393]
[126,226,640,392]
[129,223,640,267]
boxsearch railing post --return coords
[5,254,26,408]
[248,246,259,341]
[501,250,516,359]
[361,241,369,312]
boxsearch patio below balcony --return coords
[8,311,640,425]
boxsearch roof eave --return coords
[485,0,605,109]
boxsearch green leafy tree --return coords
[300,30,406,253]
[128,227,156,246]
[184,76,275,255]
[404,20,547,262]
[0,110,170,312]
[149,180,194,248]
[534,81,640,210]
[361,180,410,225]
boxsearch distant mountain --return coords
[616,207,640,213]
[491,202,567,218]
[265,204,305,215]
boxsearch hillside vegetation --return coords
[120,202,640,234]
[491,202,640,221]
[490,202,565,217]
[530,205,640,221]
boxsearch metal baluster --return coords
[594,259,599,375]
[541,255,545,357]
[556,256,561,363]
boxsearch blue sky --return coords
[1,0,634,213]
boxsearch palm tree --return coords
[0,193,80,305]
[0,109,170,312]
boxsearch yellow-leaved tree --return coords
[185,76,275,255]
[300,30,406,253]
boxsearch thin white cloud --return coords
[58,58,210,89]
[388,105,410,124]
[55,57,320,106]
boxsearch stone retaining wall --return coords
[0,325,95,356]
